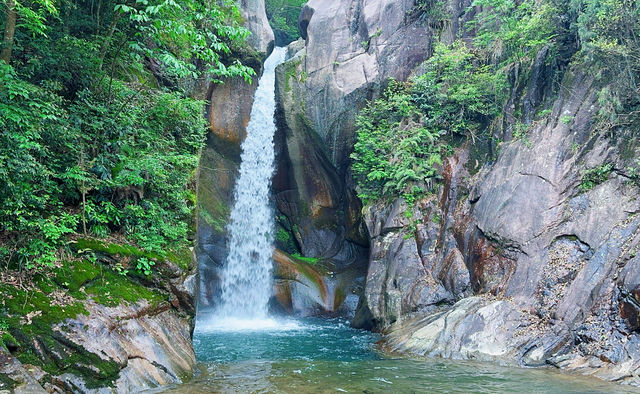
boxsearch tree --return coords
[0,0,16,63]
[1,0,58,64]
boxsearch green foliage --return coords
[265,0,306,44]
[351,81,447,205]
[412,41,507,135]
[352,41,505,205]
[1,0,255,272]
[9,0,59,40]
[570,0,640,130]
[579,163,613,191]
[627,158,640,186]
[114,0,255,82]
[471,0,557,63]
[560,115,574,124]
[136,257,155,276]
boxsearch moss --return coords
[283,57,303,92]
[286,253,329,301]
[75,238,189,272]
[75,238,163,260]
[0,282,121,389]
[275,227,299,255]
[2,332,19,351]
[13,336,120,389]
[0,254,173,389]
[53,259,100,294]
[0,284,89,339]
[167,245,193,271]
[198,208,227,234]
[84,268,165,307]
[291,253,320,265]
[197,187,230,235]
[0,372,17,391]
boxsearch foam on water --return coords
[196,317,305,333]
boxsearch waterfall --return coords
[215,47,287,323]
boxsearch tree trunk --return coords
[1,0,17,64]
[80,154,88,236]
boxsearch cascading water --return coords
[211,47,288,328]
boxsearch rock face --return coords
[1,257,198,393]
[361,65,640,384]
[275,0,640,387]
[237,0,274,56]
[272,0,444,303]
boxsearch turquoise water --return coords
[161,318,639,393]
[193,318,379,363]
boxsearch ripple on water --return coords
[154,318,640,394]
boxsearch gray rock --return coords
[237,0,274,56]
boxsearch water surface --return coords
[161,318,638,393]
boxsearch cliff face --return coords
[275,0,640,385]
[272,0,447,314]
[366,66,640,384]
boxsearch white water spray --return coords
[212,47,287,327]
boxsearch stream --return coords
[158,317,636,393]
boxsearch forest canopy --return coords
[0,0,256,271]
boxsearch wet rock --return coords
[385,297,531,362]
[0,351,47,393]
[369,66,640,385]
[272,249,363,316]
[272,0,442,275]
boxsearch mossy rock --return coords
[0,371,17,391]
[0,280,120,389]
[74,238,192,272]
[0,255,176,389]
[83,268,165,308]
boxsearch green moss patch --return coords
[75,238,191,272]
[0,372,17,391]
[53,258,101,295]
[84,268,165,307]
[291,253,320,265]
[0,254,174,389]
[75,238,164,260]
[0,282,120,389]
[0,284,89,339]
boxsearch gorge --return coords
[195,0,640,391]
[1,0,640,392]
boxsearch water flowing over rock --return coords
[217,47,287,319]
[197,0,275,309]
[271,0,443,311]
